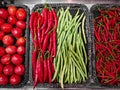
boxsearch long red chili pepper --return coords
[43,53,48,82]
[37,13,42,49]
[45,10,54,34]
[33,56,39,88]
[41,7,48,30]
[32,49,37,80]
[30,12,35,40]
[47,57,52,83]
[38,55,44,83]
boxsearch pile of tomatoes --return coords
[0,6,26,85]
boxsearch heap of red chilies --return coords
[29,6,58,88]
[94,8,120,85]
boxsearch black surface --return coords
[29,3,92,88]
[0,3,30,88]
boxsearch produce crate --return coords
[0,1,30,88]
[29,3,92,88]
[90,4,120,88]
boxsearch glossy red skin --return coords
[17,46,25,55]
[8,16,17,25]
[0,31,5,40]
[14,64,25,75]
[0,8,8,19]
[10,74,21,85]
[11,54,23,65]
[0,63,4,74]
[16,21,26,30]
[3,64,14,76]
[0,74,8,85]
[16,8,26,21]
[8,6,17,16]
[1,23,13,33]
[11,28,23,38]
[0,18,4,26]
[2,35,14,45]
[5,45,17,54]
[0,47,6,56]
[16,37,26,46]
[1,54,11,65]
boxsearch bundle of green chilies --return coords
[29,5,58,87]
[94,7,120,85]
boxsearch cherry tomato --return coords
[16,37,26,46]
[3,64,14,76]
[16,21,26,30]
[0,8,8,19]
[0,74,8,85]
[8,6,17,16]
[8,16,17,25]
[0,63,4,74]
[2,35,14,45]
[14,64,25,75]
[11,54,23,65]
[10,74,21,85]
[11,28,23,38]
[1,54,11,65]
[5,45,17,54]
[16,8,26,21]
[17,46,25,55]
[0,47,6,56]
[0,18,4,26]
[0,31,5,40]
[1,23,13,33]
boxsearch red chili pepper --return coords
[47,57,52,83]
[41,7,48,30]
[33,56,39,88]
[42,33,50,56]
[52,31,57,57]
[43,54,48,82]
[32,49,37,80]
[30,12,35,40]
[45,10,54,34]
[37,14,42,49]
[52,8,58,30]
[38,55,44,83]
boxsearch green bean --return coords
[53,7,88,88]
[81,16,87,44]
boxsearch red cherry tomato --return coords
[17,46,25,55]
[0,47,6,56]
[0,63,4,74]
[1,54,11,65]
[1,23,13,33]
[11,54,23,65]
[11,28,23,38]
[0,8,8,19]
[0,31,5,40]
[8,16,17,25]
[3,64,14,76]
[16,37,26,46]
[16,8,26,21]
[0,18,4,26]
[2,35,14,45]
[10,74,21,85]
[0,74,8,85]
[16,21,26,30]
[14,64,25,75]
[8,6,17,16]
[5,45,17,54]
